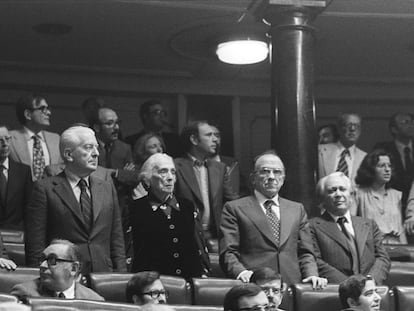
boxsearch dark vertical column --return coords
[266,8,318,214]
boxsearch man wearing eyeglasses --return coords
[250,267,285,310]
[125,99,183,158]
[0,125,32,230]
[338,275,382,311]
[11,239,104,300]
[126,271,168,305]
[223,283,274,311]
[318,113,366,185]
[9,94,62,181]
[219,150,326,288]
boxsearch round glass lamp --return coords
[216,39,269,65]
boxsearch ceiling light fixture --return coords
[216,38,269,65]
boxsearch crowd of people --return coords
[0,93,412,310]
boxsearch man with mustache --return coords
[12,239,104,300]
[219,151,326,288]
[25,125,126,275]
[174,121,239,251]
[318,113,366,184]
[309,172,390,284]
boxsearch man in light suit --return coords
[219,151,326,287]
[9,94,62,181]
[12,239,104,300]
[309,172,390,284]
[25,125,126,275]
[318,113,366,184]
[174,121,239,242]
[0,125,32,230]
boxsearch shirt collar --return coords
[336,141,356,156]
[64,169,90,190]
[326,210,352,224]
[23,126,45,141]
[149,193,180,212]
[395,139,413,154]
[59,281,75,299]
[0,158,9,170]
[254,189,279,207]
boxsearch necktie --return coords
[264,200,280,245]
[194,159,207,167]
[0,165,7,208]
[193,160,210,231]
[58,292,65,299]
[337,216,360,274]
[104,143,112,168]
[336,149,350,177]
[78,179,93,232]
[32,135,46,180]
[404,147,413,172]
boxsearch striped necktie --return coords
[336,149,350,177]
[78,179,93,232]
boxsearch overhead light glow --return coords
[216,40,269,65]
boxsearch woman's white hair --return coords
[139,153,174,185]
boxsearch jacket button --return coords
[169,224,175,230]
[176,269,182,274]
[173,238,178,243]
[173,253,179,258]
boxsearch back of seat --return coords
[0,267,39,293]
[191,277,241,306]
[384,261,414,287]
[393,286,414,311]
[28,297,142,310]
[89,273,191,304]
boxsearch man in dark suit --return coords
[219,151,326,287]
[174,121,239,243]
[25,125,126,275]
[309,172,390,284]
[12,239,104,300]
[0,125,32,230]
[9,94,62,181]
[374,113,414,213]
[124,99,183,158]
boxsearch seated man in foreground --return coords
[250,267,285,310]
[309,172,390,284]
[339,275,382,311]
[11,239,104,301]
[223,283,272,311]
[126,271,168,305]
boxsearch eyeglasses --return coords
[342,123,361,130]
[101,120,122,127]
[0,136,11,144]
[141,289,169,299]
[31,106,50,114]
[149,109,167,117]
[239,304,274,311]
[39,253,75,266]
[256,168,284,178]
[261,286,283,296]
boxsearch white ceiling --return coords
[0,0,414,96]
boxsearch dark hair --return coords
[250,267,282,286]
[317,123,339,142]
[16,94,47,125]
[133,132,166,165]
[223,283,263,311]
[140,99,163,124]
[126,271,161,303]
[180,120,209,153]
[81,97,106,126]
[388,113,414,135]
[355,149,394,188]
[339,275,373,308]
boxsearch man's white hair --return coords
[316,171,353,203]
[59,126,95,159]
[139,153,174,184]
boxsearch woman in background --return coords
[355,149,407,244]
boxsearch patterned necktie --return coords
[264,200,280,245]
[0,165,7,208]
[78,179,93,232]
[32,135,46,180]
[336,148,350,177]
[404,146,413,172]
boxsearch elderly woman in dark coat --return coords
[130,153,209,278]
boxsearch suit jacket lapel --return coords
[90,175,104,224]
[207,160,220,204]
[177,158,202,203]
[352,216,369,257]
[53,173,88,231]
[316,213,351,252]
[279,198,294,247]
[241,196,278,248]
[6,160,19,209]
[12,129,31,165]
